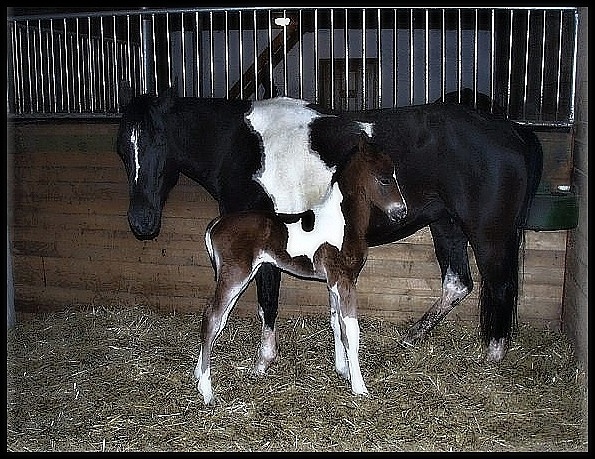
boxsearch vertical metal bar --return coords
[425,8,429,104]
[50,19,57,113]
[473,8,478,109]
[554,10,563,121]
[538,10,546,119]
[59,27,66,111]
[314,8,319,103]
[490,9,495,112]
[86,18,93,112]
[112,15,121,105]
[568,9,578,123]
[10,22,20,113]
[209,12,214,97]
[298,9,303,99]
[224,10,229,98]
[37,20,45,113]
[361,8,366,109]
[506,10,513,117]
[151,15,158,95]
[393,8,397,107]
[181,12,187,96]
[238,10,243,99]
[441,8,445,102]
[126,15,132,93]
[64,19,71,113]
[457,9,461,102]
[522,9,531,119]
[31,20,39,112]
[282,9,288,96]
[253,10,258,99]
[330,8,334,109]
[24,20,32,113]
[16,23,25,113]
[377,8,382,108]
[166,12,172,90]
[409,9,413,105]
[267,10,273,97]
[101,16,107,111]
[344,8,349,110]
[87,16,98,112]
[75,18,81,112]
[195,12,201,97]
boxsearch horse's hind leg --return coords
[400,217,473,348]
[472,229,523,362]
[195,270,252,405]
[254,263,282,374]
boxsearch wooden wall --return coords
[7,121,568,329]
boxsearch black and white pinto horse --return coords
[116,90,542,379]
[195,136,407,404]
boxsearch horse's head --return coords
[343,134,407,223]
[116,89,179,240]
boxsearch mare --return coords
[116,89,376,373]
[117,91,542,375]
[195,136,407,405]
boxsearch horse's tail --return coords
[515,124,544,228]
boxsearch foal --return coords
[194,136,407,405]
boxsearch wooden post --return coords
[7,229,16,329]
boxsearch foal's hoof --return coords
[485,338,508,363]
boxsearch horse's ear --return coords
[357,132,368,152]
[119,81,134,111]
[157,86,176,112]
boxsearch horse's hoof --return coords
[485,338,508,363]
[352,385,369,397]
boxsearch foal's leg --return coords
[400,218,473,348]
[327,278,368,396]
[254,264,281,374]
[328,288,349,380]
[195,269,252,405]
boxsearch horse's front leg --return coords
[328,287,349,380]
[253,263,281,374]
[327,279,368,396]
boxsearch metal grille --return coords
[7,7,578,126]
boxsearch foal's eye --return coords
[377,177,392,186]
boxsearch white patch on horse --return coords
[444,266,468,299]
[357,121,374,138]
[285,183,345,259]
[246,97,336,214]
[131,125,141,184]
[252,251,278,271]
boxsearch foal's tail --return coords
[204,216,223,280]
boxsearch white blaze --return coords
[285,183,345,260]
[246,97,336,214]
[131,125,141,184]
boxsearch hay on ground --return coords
[6,305,588,452]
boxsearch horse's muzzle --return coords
[128,207,162,240]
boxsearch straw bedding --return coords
[6,304,588,451]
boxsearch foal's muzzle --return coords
[387,203,407,222]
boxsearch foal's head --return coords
[116,90,179,240]
[340,135,407,223]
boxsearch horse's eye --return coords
[377,177,392,186]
